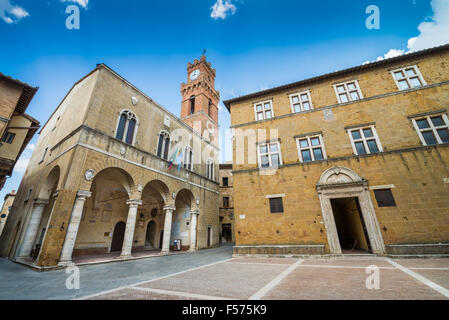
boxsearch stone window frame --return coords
[183,146,193,171]
[296,134,327,163]
[253,100,274,121]
[223,196,230,208]
[206,158,214,180]
[333,80,364,104]
[157,130,171,160]
[411,113,449,146]
[347,125,383,156]
[289,90,313,113]
[257,141,283,168]
[1,131,16,144]
[115,109,139,146]
[390,65,427,91]
[39,147,48,164]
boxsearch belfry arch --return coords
[317,166,386,255]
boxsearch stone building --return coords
[0,73,39,190]
[219,163,234,243]
[0,55,221,268]
[0,190,16,237]
[224,44,449,256]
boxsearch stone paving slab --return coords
[301,258,393,268]
[406,269,449,290]
[230,258,299,265]
[395,259,449,269]
[89,287,202,300]
[263,265,448,300]
[137,261,289,299]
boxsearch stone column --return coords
[120,199,142,258]
[58,190,92,266]
[17,199,49,258]
[189,210,200,252]
[161,205,176,254]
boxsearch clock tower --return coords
[181,54,220,146]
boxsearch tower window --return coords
[208,100,213,117]
[206,159,214,180]
[157,131,171,160]
[190,96,195,114]
[116,110,138,145]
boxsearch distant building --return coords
[0,73,40,190]
[219,163,234,243]
[224,44,449,256]
[0,190,16,236]
[0,55,221,268]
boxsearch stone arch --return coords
[317,166,386,255]
[318,166,364,187]
[142,180,171,205]
[37,166,61,200]
[172,188,196,250]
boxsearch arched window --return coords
[157,131,171,160]
[183,146,193,171]
[190,96,195,114]
[116,110,138,145]
[206,159,214,180]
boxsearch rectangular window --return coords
[254,100,274,121]
[258,142,282,168]
[223,197,229,208]
[222,177,229,187]
[1,131,15,144]
[391,65,426,91]
[269,198,284,214]
[290,91,313,113]
[334,81,363,103]
[39,147,48,164]
[296,135,327,163]
[374,189,396,207]
[412,114,449,146]
[348,126,383,155]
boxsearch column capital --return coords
[126,199,142,208]
[76,190,92,199]
[163,205,176,212]
[190,210,200,216]
[33,198,49,207]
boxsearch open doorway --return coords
[330,197,372,254]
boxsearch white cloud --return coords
[26,144,35,151]
[407,0,449,51]
[0,0,29,24]
[367,0,449,64]
[60,0,89,9]
[211,0,236,20]
[14,158,30,173]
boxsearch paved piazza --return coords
[1,245,448,300]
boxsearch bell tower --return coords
[181,54,220,146]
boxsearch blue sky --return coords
[1,0,448,204]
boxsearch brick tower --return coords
[181,54,220,146]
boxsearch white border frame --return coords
[253,100,274,121]
[333,80,364,104]
[296,134,327,163]
[347,125,383,155]
[289,90,313,113]
[257,141,283,168]
[411,113,449,146]
[390,65,427,91]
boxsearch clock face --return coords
[190,69,200,81]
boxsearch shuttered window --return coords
[374,189,396,207]
[269,198,284,213]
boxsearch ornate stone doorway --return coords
[317,167,386,255]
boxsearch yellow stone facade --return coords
[224,45,449,256]
[0,59,220,267]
